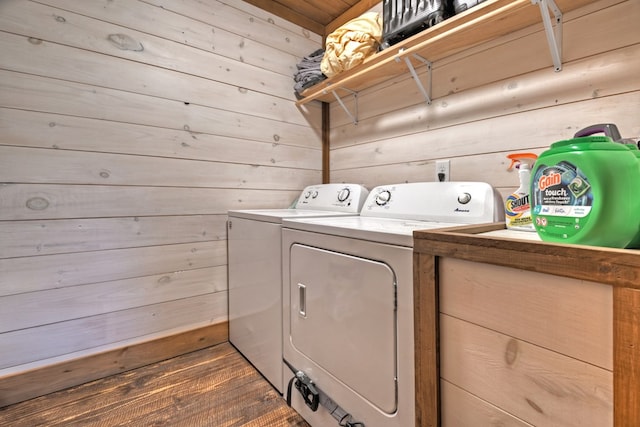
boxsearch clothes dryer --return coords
[228,184,368,393]
[281,182,503,427]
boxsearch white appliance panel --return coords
[360,181,503,223]
[283,216,462,246]
[228,217,282,389]
[290,244,397,413]
[227,183,369,394]
[283,229,415,427]
[295,183,368,211]
[282,182,503,427]
[228,209,356,223]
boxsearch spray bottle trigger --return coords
[506,152,538,171]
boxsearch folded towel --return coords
[321,12,382,78]
[293,48,326,98]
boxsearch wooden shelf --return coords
[296,0,598,106]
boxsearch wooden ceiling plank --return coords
[275,0,335,26]
[304,0,354,17]
[241,0,325,35]
[325,0,382,35]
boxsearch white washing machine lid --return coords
[282,216,462,247]
[228,209,359,223]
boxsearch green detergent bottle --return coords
[531,124,640,248]
[625,146,640,248]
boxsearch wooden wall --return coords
[328,0,640,200]
[0,0,322,379]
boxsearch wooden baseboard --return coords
[0,322,228,408]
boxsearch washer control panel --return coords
[362,182,503,223]
[295,184,369,213]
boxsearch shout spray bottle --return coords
[505,153,538,231]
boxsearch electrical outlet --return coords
[435,160,450,182]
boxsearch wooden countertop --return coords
[413,222,640,289]
[412,222,640,426]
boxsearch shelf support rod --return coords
[327,88,358,125]
[396,49,433,105]
[532,0,563,72]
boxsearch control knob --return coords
[312,190,319,199]
[337,188,351,202]
[375,190,392,206]
[458,192,472,204]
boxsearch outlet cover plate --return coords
[436,160,450,182]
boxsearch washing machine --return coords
[281,182,503,427]
[227,183,369,393]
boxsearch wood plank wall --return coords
[0,0,322,380]
[328,0,640,199]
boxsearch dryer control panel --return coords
[362,181,504,223]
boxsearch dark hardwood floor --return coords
[0,342,309,426]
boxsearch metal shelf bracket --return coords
[532,0,563,72]
[396,49,433,104]
[325,88,359,125]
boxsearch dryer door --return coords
[289,243,397,413]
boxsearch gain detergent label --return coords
[532,160,593,239]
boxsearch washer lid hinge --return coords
[532,0,563,72]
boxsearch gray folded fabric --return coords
[293,48,326,99]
